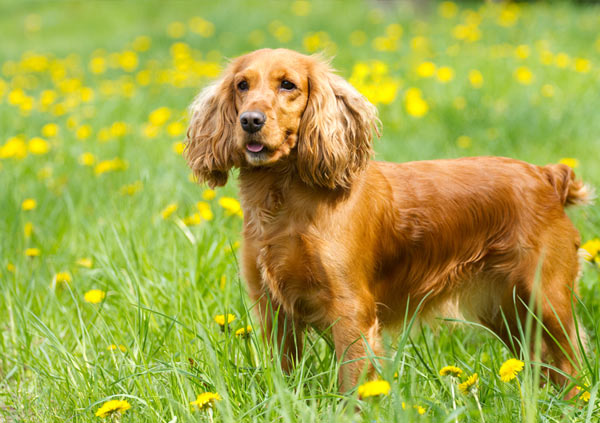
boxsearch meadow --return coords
[1,0,600,421]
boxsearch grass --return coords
[1,0,599,421]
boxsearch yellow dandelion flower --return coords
[499,358,524,382]
[167,21,186,38]
[214,314,236,326]
[438,1,458,19]
[514,44,530,60]
[270,22,293,43]
[196,201,214,220]
[7,263,16,272]
[458,373,478,394]
[67,117,78,130]
[576,386,591,402]
[456,135,472,149]
[28,137,50,155]
[202,189,216,200]
[235,325,253,338]
[415,61,436,78]
[167,121,185,137]
[581,239,600,260]
[555,52,570,68]
[541,84,555,98]
[89,56,106,74]
[183,213,201,226]
[97,128,111,142]
[439,365,463,377]
[40,90,57,108]
[76,257,93,268]
[55,271,72,285]
[119,181,143,196]
[109,121,128,137]
[190,392,221,410]
[132,35,151,52]
[387,23,403,40]
[149,107,171,126]
[23,221,33,238]
[497,4,520,27]
[218,197,241,215]
[75,124,92,140]
[79,152,96,166]
[372,37,396,52]
[95,399,131,418]
[142,124,160,138]
[468,69,483,88]
[0,136,28,159]
[41,123,59,137]
[37,166,52,180]
[514,67,533,85]
[136,70,152,86]
[172,141,185,155]
[84,289,106,304]
[559,158,579,169]
[358,380,391,398]
[94,158,128,175]
[540,50,554,66]
[415,405,426,415]
[107,344,127,352]
[25,248,40,257]
[80,87,95,102]
[404,88,428,118]
[291,0,311,16]
[189,17,215,37]
[160,203,178,219]
[22,198,37,211]
[119,51,138,72]
[436,66,454,83]
[574,58,591,74]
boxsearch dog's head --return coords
[185,48,379,189]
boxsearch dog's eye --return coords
[280,80,296,91]
[237,80,249,91]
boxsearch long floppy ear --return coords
[297,58,380,190]
[185,69,238,188]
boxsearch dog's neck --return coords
[237,161,352,236]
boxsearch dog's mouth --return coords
[246,142,265,153]
[244,141,273,165]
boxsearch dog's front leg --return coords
[243,241,304,372]
[252,292,304,372]
[331,309,381,392]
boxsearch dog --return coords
[185,48,591,392]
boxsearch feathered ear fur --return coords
[185,69,238,188]
[297,58,380,190]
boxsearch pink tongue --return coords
[246,143,264,153]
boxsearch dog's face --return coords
[185,48,379,189]
[232,50,309,167]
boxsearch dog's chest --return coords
[253,227,332,324]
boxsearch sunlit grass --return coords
[1,0,599,421]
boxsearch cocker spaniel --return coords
[185,48,590,393]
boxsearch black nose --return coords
[240,111,266,133]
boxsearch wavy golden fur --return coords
[185,48,591,393]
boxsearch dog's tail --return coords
[544,163,594,207]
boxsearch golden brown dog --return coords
[185,48,590,392]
